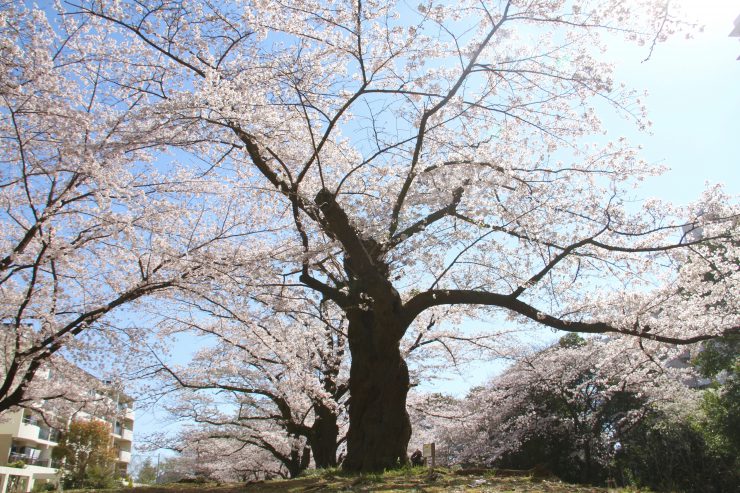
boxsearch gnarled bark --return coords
[313,188,413,471]
[342,310,411,471]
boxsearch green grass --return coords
[61,466,649,492]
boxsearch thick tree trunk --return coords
[286,446,311,478]
[312,188,412,471]
[310,403,339,468]
[342,311,411,472]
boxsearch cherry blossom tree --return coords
[407,391,470,467]
[13,356,126,429]
[168,418,313,479]
[151,433,289,482]
[143,295,349,474]
[176,432,291,482]
[0,3,273,414]
[412,335,703,482]
[19,0,740,471]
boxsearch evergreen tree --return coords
[137,457,158,485]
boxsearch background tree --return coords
[136,457,158,485]
[165,426,307,481]
[486,337,689,484]
[16,0,740,471]
[153,456,189,484]
[142,294,349,475]
[416,336,698,481]
[53,419,117,489]
[410,336,739,491]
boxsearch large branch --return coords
[228,127,349,303]
[0,358,44,414]
[510,232,606,298]
[402,289,737,345]
[314,188,378,278]
[453,211,736,256]
[298,272,347,305]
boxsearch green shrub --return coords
[616,413,738,492]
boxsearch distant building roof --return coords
[732,14,740,36]
[731,13,740,60]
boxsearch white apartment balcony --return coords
[124,408,135,421]
[36,427,61,444]
[15,422,41,442]
[14,424,59,447]
[0,465,33,492]
[1,413,62,446]
[120,428,133,442]
[118,450,131,463]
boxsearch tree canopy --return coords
[1,0,737,471]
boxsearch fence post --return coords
[423,442,435,478]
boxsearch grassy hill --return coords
[65,467,636,492]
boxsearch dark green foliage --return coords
[84,463,118,489]
[558,333,587,348]
[30,482,57,492]
[616,414,738,493]
[611,334,738,492]
[693,334,739,379]
[493,389,643,485]
[693,334,739,466]
[699,375,740,460]
[137,457,158,484]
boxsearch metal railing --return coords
[8,452,53,468]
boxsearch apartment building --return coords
[0,368,134,493]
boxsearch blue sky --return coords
[609,1,739,203]
[131,1,740,457]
